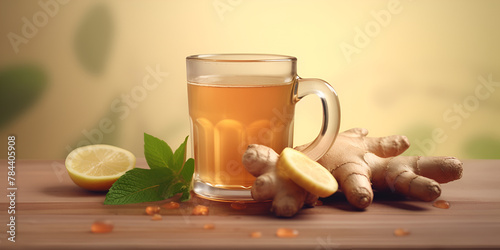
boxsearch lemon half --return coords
[65,144,136,191]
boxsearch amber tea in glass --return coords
[187,54,341,201]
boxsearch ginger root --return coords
[242,128,463,217]
[242,144,318,217]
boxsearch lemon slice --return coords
[65,144,136,191]
[277,147,338,197]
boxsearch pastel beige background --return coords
[1,0,499,160]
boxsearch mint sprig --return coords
[104,133,194,205]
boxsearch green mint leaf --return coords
[172,136,189,172]
[160,182,186,199]
[180,158,195,183]
[144,132,173,169]
[104,168,174,205]
[160,182,190,202]
[159,158,194,201]
[105,133,195,205]
[179,187,191,202]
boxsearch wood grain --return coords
[1,159,499,249]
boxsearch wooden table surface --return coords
[1,159,499,249]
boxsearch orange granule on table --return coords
[276,228,298,238]
[231,202,247,210]
[91,220,114,233]
[433,200,451,209]
[250,231,262,238]
[192,205,209,215]
[145,206,161,215]
[162,201,180,209]
[393,228,410,236]
[151,214,163,221]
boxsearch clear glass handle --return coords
[293,77,341,161]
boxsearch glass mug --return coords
[186,54,341,201]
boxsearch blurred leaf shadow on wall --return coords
[74,3,114,76]
[0,65,47,129]
[463,136,500,159]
